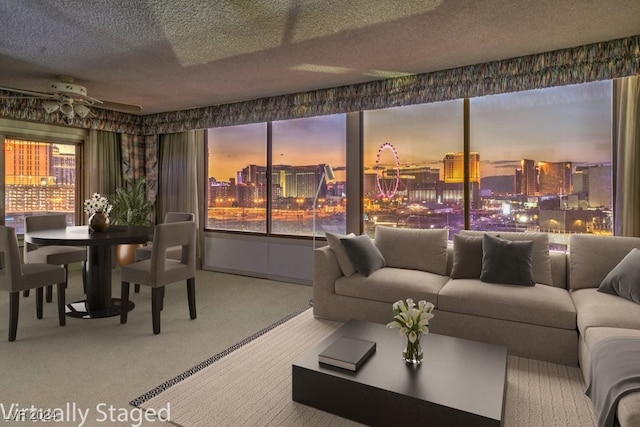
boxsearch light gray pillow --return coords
[598,248,640,304]
[450,234,483,279]
[340,234,386,277]
[480,234,535,286]
[325,232,357,277]
[374,226,448,275]
[462,230,552,285]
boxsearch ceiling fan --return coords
[0,76,142,123]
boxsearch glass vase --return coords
[403,334,423,365]
[89,211,110,232]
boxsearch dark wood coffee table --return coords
[292,320,507,426]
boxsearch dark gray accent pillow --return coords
[340,234,386,277]
[451,234,483,279]
[480,234,535,286]
[598,248,640,304]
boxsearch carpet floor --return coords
[134,309,597,427]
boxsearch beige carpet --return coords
[135,309,597,427]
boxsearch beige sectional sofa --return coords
[313,227,640,426]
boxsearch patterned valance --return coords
[1,35,639,136]
[142,34,640,134]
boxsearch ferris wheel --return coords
[374,142,400,198]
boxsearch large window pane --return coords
[4,139,78,234]
[207,123,267,232]
[363,101,464,237]
[271,114,346,237]
[469,81,613,249]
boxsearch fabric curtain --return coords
[157,130,205,264]
[84,130,123,219]
[613,76,640,237]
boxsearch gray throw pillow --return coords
[462,230,553,285]
[598,248,640,304]
[480,234,535,286]
[451,234,483,279]
[340,234,386,277]
[325,232,357,277]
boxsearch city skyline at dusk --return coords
[209,81,612,186]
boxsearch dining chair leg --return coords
[160,286,165,311]
[64,264,69,288]
[151,287,162,334]
[134,284,140,293]
[187,278,196,320]
[120,282,130,324]
[9,292,19,342]
[23,290,30,297]
[45,285,53,303]
[57,283,66,327]
[36,287,44,319]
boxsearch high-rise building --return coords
[519,159,538,196]
[4,139,53,185]
[443,152,480,183]
[538,161,572,196]
[588,165,612,208]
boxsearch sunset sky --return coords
[208,80,612,182]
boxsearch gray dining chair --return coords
[133,212,194,293]
[24,214,87,302]
[0,226,67,341]
[120,221,197,334]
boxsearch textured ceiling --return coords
[1,0,639,115]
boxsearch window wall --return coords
[206,114,347,237]
[207,123,267,233]
[206,81,613,246]
[361,81,613,244]
[4,138,79,233]
[271,114,346,236]
[363,100,465,237]
[469,81,613,248]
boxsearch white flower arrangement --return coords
[387,298,435,344]
[83,193,113,216]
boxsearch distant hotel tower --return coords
[443,152,480,183]
[538,161,572,196]
[442,152,481,208]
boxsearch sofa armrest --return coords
[313,245,344,318]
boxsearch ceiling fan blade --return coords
[0,86,57,99]
[96,100,142,113]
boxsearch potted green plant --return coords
[113,177,154,265]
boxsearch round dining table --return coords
[25,225,154,318]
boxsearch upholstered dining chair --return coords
[120,221,197,334]
[0,226,67,341]
[24,214,87,302]
[133,212,194,293]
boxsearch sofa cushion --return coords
[340,234,386,277]
[571,288,640,334]
[569,234,640,290]
[462,230,553,285]
[335,267,448,306]
[450,234,483,279]
[598,248,640,304]
[325,232,357,277]
[438,279,576,329]
[480,234,534,286]
[374,226,448,275]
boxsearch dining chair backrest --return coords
[164,212,195,223]
[149,221,197,285]
[0,226,25,291]
[24,214,68,256]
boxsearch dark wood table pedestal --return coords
[25,225,154,319]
